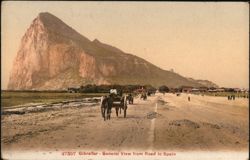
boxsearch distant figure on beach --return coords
[188,96,190,101]
[228,95,231,100]
[232,95,235,100]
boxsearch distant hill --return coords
[8,12,217,90]
[187,78,219,88]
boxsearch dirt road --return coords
[2,93,249,154]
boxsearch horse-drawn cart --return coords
[100,90,127,121]
[112,95,127,117]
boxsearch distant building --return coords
[208,89,217,92]
[191,88,199,92]
[181,86,193,93]
[215,88,225,92]
[233,88,241,92]
[240,88,248,92]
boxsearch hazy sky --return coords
[1,2,249,89]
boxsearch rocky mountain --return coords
[8,12,216,90]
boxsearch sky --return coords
[1,2,249,89]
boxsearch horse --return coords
[100,96,112,121]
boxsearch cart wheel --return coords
[116,107,119,117]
